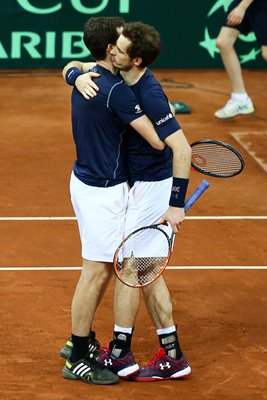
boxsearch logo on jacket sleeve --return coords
[135,104,143,114]
[156,113,173,125]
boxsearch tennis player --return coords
[61,16,168,385]
[62,21,192,382]
[103,21,192,382]
[215,0,267,119]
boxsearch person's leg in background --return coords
[215,26,254,119]
[261,44,267,62]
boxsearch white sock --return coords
[231,92,249,102]
[114,324,133,334]
[156,325,176,335]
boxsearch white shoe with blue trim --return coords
[215,98,254,119]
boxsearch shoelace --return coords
[146,348,166,367]
[88,340,100,352]
[88,331,101,351]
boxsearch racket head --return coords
[114,225,172,288]
[191,139,245,178]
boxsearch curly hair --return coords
[83,16,125,60]
[122,22,161,67]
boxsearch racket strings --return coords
[116,256,167,286]
[192,144,243,175]
[115,227,170,287]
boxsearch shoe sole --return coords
[117,363,139,378]
[131,366,191,382]
[62,366,119,385]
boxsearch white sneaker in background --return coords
[214,98,255,119]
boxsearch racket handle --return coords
[184,179,210,212]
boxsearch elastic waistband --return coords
[73,171,126,188]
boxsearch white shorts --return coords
[124,178,173,238]
[70,172,128,262]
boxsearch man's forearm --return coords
[238,0,254,10]
[164,130,192,179]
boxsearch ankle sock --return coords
[70,334,89,362]
[231,92,249,103]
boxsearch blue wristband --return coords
[65,67,82,86]
[169,177,189,208]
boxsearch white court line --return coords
[231,131,267,173]
[0,217,77,221]
[0,216,266,221]
[0,266,266,271]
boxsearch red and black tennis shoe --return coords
[96,344,139,378]
[131,347,191,381]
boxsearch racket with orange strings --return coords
[114,179,210,288]
[191,139,244,177]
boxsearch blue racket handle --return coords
[184,179,210,212]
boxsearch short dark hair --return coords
[122,22,161,67]
[83,16,125,60]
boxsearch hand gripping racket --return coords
[191,139,244,178]
[114,179,210,288]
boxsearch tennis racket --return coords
[114,179,210,288]
[191,139,244,178]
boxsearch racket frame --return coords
[190,139,245,178]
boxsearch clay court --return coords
[0,68,266,400]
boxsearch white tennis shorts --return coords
[70,172,128,262]
[124,178,173,238]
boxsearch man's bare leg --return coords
[71,259,113,360]
[216,26,245,93]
